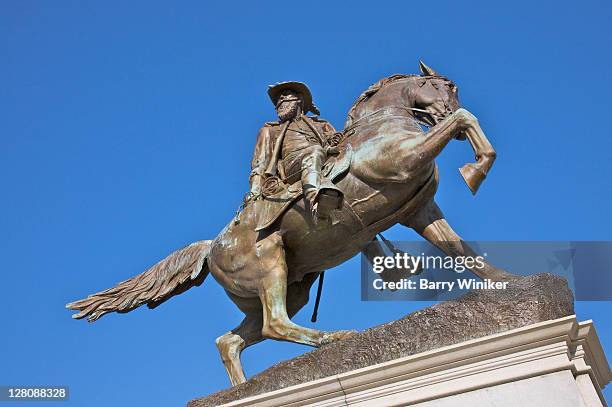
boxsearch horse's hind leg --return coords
[216,273,327,386]
[402,200,517,281]
[215,295,263,386]
[216,312,262,386]
[257,232,355,346]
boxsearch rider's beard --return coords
[277,101,301,122]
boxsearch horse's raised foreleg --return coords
[457,111,497,194]
[402,108,472,170]
[402,200,517,281]
[403,108,494,195]
[256,232,356,346]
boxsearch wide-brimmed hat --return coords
[267,81,320,115]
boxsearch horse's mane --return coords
[344,74,418,129]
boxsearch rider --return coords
[249,81,343,219]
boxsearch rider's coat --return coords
[249,115,337,194]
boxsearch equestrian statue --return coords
[67,61,516,386]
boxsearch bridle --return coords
[409,77,456,127]
[343,76,458,139]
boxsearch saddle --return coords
[253,145,353,231]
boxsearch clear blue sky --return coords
[2,1,611,406]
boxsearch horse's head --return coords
[411,61,460,127]
[344,62,462,132]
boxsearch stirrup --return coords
[314,189,343,219]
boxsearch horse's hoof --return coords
[321,329,359,345]
[459,163,486,195]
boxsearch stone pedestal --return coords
[188,275,610,407]
[196,316,610,406]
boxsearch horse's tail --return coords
[66,240,213,322]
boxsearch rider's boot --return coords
[301,147,343,220]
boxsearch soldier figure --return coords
[249,81,343,220]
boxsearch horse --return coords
[67,61,516,387]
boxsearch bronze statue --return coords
[67,61,515,387]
